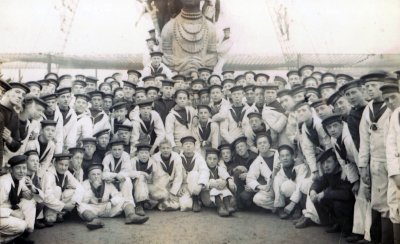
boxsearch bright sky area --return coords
[0,0,399,55]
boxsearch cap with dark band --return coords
[336,74,353,81]
[360,72,387,83]
[25,81,42,90]
[93,129,110,138]
[54,153,72,161]
[209,84,222,92]
[230,85,244,93]
[198,67,213,73]
[380,84,399,95]
[191,79,206,87]
[278,144,294,155]
[41,94,58,101]
[88,164,104,173]
[327,91,343,106]
[116,124,133,132]
[290,85,305,96]
[205,148,219,156]
[57,87,72,96]
[232,136,247,148]
[298,65,314,73]
[197,104,211,112]
[136,99,153,108]
[286,70,300,77]
[244,85,255,92]
[172,74,186,81]
[88,90,105,99]
[86,76,99,83]
[127,70,142,78]
[175,89,189,97]
[41,120,57,127]
[8,155,27,167]
[73,80,87,87]
[310,99,329,108]
[75,94,91,102]
[317,148,336,163]
[222,79,235,86]
[161,79,174,87]
[321,72,336,81]
[111,102,127,111]
[293,100,310,110]
[150,51,163,57]
[10,82,30,94]
[318,82,337,92]
[274,76,287,85]
[218,143,231,151]
[109,138,125,147]
[81,137,97,145]
[24,150,39,157]
[305,87,320,97]
[322,113,343,128]
[0,80,12,92]
[68,147,85,154]
[123,81,136,89]
[302,76,318,85]
[247,112,262,119]
[255,73,270,80]
[277,89,292,98]
[199,88,209,96]
[136,143,152,152]
[221,70,234,75]
[146,86,160,93]
[339,79,363,93]
[180,136,196,144]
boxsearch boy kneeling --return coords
[78,164,148,230]
[295,148,355,237]
[200,148,236,217]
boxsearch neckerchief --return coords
[265,100,286,114]
[31,173,41,190]
[90,181,106,203]
[174,107,190,128]
[151,65,163,75]
[60,107,72,126]
[181,155,195,172]
[209,166,219,180]
[56,172,68,192]
[113,157,123,173]
[160,155,174,176]
[136,160,153,174]
[9,177,21,210]
[230,105,246,127]
[305,120,321,148]
[199,122,211,142]
[44,110,55,121]
[92,111,104,125]
[283,165,296,181]
[369,101,387,124]
[140,116,155,135]
[334,135,348,163]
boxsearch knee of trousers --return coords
[280,180,296,198]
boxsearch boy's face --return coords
[209,77,221,85]
[45,99,57,112]
[304,79,318,88]
[235,142,248,157]
[159,142,172,158]
[200,93,209,104]
[26,154,39,172]
[321,88,335,99]
[315,105,333,120]
[264,90,277,104]
[114,108,127,121]
[100,85,112,94]
[192,83,204,90]
[383,92,400,111]
[117,130,131,144]
[91,96,103,110]
[84,143,96,158]
[42,126,56,141]
[344,87,365,107]
[334,97,351,116]
[151,56,162,67]
[306,93,319,103]
[111,145,124,158]
[11,164,27,181]
[58,93,71,108]
[322,156,338,174]
[245,89,255,104]
[72,84,84,94]
[97,134,110,148]
[223,83,234,95]
[135,92,146,102]
[88,169,103,187]
[322,76,335,83]
[279,149,294,168]
[139,106,152,120]
[198,108,210,122]
[220,149,232,162]
[280,95,294,111]
[147,90,159,100]
[254,88,265,105]
[206,153,219,168]
[249,117,263,131]
[231,90,244,104]
[175,93,188,107]
[182,141,195,154]
[137,150,150,162]
[55,160,69,174]
[70,152,83,170]
[210,88,223,102]
[86,83,97,93]
[326,121,343,139]
[256,137,270,154]
[123,86,135,100]
[293,92,305,102]
[162,86,174,98]
[74,98,88,114]
[103,98,113,111]
[288,75,300,86]
[29,86,41,97]
[296,105,312,123]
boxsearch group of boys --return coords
[0,62,400,244]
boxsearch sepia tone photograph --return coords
[0,0,399,243]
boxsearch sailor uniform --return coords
[220,104,256,143]
[358,100,391,216]
[347,105,366,150]
[0,104,22,166]
[102,152,135,206]
[142,63,173,79]
[58,106,78,151]
[300,116,332,174]
[165,106,197,148]
[153,97,176,124]
[273,163,309,208]
[69,168,84,183]
[91,109,111,136]
[193,119,220,154]
[385,106,400,223]
[202,165,233,204]
[246,151,280,210]
[25,139,56,174]
[77,180,126,218]
[262,100,288,146]
[76,112,94,143]
[150,151,183,210]
[178,152,210,211]
[0,174,38,241]
[131,111,166,151]
[43,109,64,154]
[129,157,156,203]
[209,98,231,123]
[42,167,84,222]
